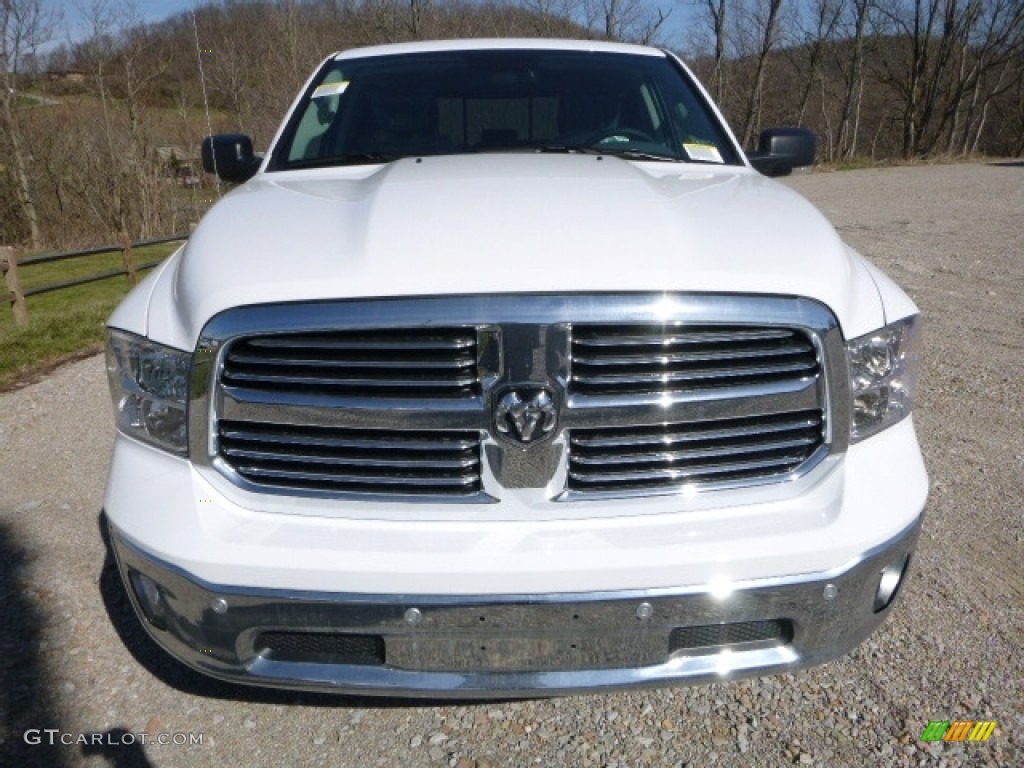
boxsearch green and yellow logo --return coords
[920,720,997,742]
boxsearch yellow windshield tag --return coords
[683,143,723,164]
[312,81,349,99]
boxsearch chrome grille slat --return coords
[227,353,476,370]
[220,394,486,431]
[570,324,819,397]
[222,447,478,470]
[567,410,825,493]
[572,344,811,366]
[223,371,478,390]
[222,328,480,399]
[218,421,482,497]
[570,414,822,448]
[219,426,477,452]
[572,328,795,346]
[569,435,820,465]
[246,335,474,351]
[568,454,808,484]
[236,465,479,488]
[572,360,816,386]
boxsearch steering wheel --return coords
[587,128,658,146]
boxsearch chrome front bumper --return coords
[109,517,920,698]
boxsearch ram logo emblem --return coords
[494,387,558,446]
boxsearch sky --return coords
[120,0,197,24]
[41,1,194,55]
[56,0,198,44]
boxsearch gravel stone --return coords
[1,162,1021,767]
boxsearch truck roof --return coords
[332,37,667,61]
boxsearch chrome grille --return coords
[221,328,479,398]
[568,410,825,493]
[193,295,845,504]
[570,324,819,396]
[218,421,482,497]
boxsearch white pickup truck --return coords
[103,38,927,697]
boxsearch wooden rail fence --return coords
[1,235,188,328]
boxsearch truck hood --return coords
[144,154,884,347]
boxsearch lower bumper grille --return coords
[217,420,483,497]
[250,620,792,670]
[669,620,792,652]
[567,410,825,494]
[255,631,385,665]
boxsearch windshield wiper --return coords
[535,144,602,155]
[603,149,682,163]
[535,144,682,163]
[287,152,402,169]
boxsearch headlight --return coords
[106,329,191,454]
[847,315,921,442]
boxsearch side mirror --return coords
[201,134,261,184]
[747,127,816,177]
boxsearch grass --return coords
[0,241,183,390]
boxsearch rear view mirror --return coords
[748,127,816,177]
[201,134,261,184]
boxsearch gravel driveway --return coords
[1,162,1021,767]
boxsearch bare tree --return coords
[941,0,1024,155]
[835,0,873,160]
[737,0,783,147]
[267,0,316,96]
[1012,56,1024,155]
[193,5,257,132]
[0,0,57,249]
[575,0,669,43]
[21,98,102,247]
[113,12,172,237]
[73,0,172,274]
[520,0,578,36]
[788,0,843,125]
[873,0,974,157]
[703,0,729,106]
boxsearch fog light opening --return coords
[129,569,168,630]
[873,553,911,613]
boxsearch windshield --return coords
[269,49,741,169]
